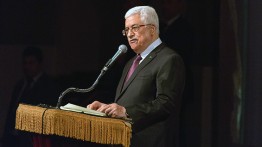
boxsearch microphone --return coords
[102,44,128,71]
[56,44,128,108]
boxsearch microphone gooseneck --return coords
[102,44,127,71]
[56,44,128,108]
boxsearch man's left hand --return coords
[97,103,127,118]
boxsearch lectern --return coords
[15,104,132,147]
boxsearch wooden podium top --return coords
[15,104,132,147]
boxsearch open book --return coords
[60,103,107,117]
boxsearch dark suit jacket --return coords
[160,16,194,66]
[160,16,196,147]
[12,73,61,106]
[115,43,185,147]
[3,73,61,147]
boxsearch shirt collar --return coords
[139,38,162,63]
[25,72,43,84]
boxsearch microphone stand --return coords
[56,59,112,109]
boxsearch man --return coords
[159,0,194,66]
[157,1,196,146]
[88,6,185,147]
[3,46,60,147]
[11,46,60,106]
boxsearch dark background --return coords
[0,0,261,147]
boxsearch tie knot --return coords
[134,54,142,63]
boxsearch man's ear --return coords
[150,25,156,34]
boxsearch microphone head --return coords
[118,44,128,53]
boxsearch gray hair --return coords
[125,6,159,34]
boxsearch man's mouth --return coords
[129,39,137,44]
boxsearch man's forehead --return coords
[125,14,142,26]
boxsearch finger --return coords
[97,104,110,112]
[105,107,115,116]
[110,112,117,118]
[87,104,96,110]
[88,101,102,110]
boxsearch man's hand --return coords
[87,101,106,110]
[87,101,127,118]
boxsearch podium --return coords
[15,104,132,147]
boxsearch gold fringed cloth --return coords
[15,104,132,147]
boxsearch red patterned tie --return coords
[125,54,142,83]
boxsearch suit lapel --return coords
[115,43,165,102]
[115,58,133,97]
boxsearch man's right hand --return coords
[87,101,106,110]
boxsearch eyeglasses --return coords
[122,24,152,36]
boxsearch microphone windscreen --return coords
[119,44,128,53]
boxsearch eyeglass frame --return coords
[122,24,154,36]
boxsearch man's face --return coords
[23,56,42,78]
[125,14,154,54]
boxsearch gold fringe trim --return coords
[16,104,132,147]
